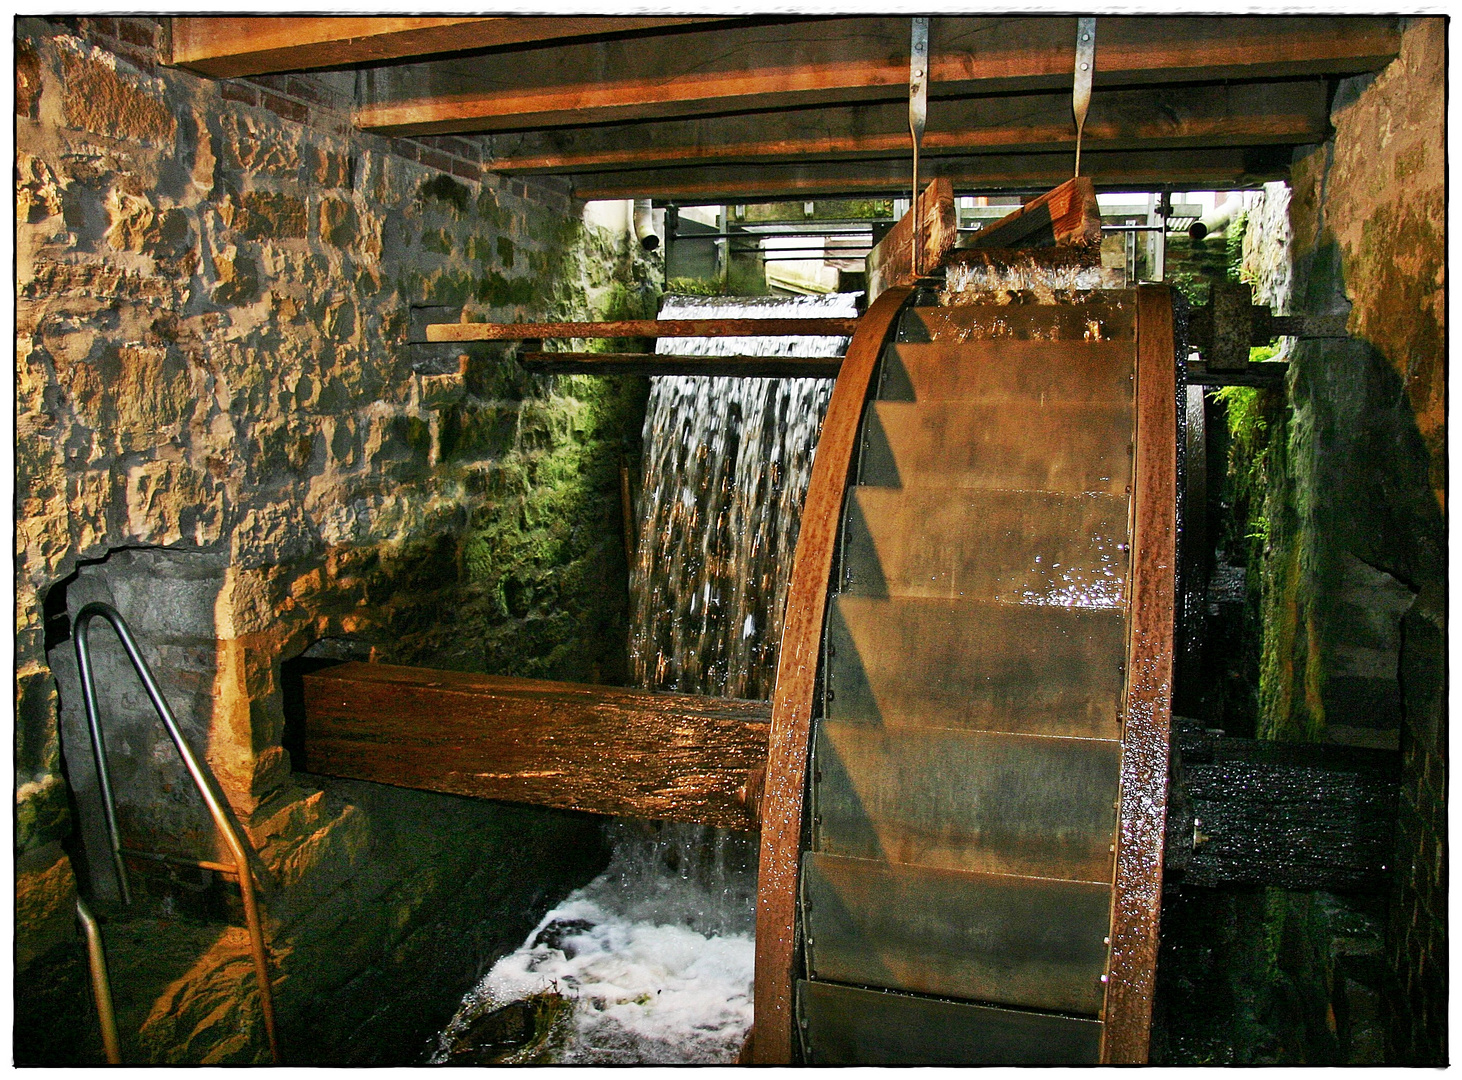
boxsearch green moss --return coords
[417,174,470,214]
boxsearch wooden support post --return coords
[302,662,771,830]
[865,178,957,300]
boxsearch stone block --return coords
[60,44,175,144]
[15,843,78,972]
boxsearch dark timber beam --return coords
[484,81,1331,174]
[424,317,860,343]
[169,16,734,78]
[356,16,1397,136]
[569,147,1293,202]
[302,662,771,830]
[521,353,844,378]
[1165,727,1399,893]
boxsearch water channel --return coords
[429,292,858,1063]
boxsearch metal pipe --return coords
[632,198,659,250]
[73,602,281,1064]
[76,896,121,1064]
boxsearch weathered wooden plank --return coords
[826,596,1127,740]
[520,352,842,378]
[753,286,912,1064]
[357,16,1397,136]
[1167,731,1399,893]
[802,853,1112,1014]
[425,318,858,343]
[968,176,1102,249]
[860,399,1134,496]
[897,302,1135,346]
[866,179,957,300]
[483,81,1330,173]
[812,721,1120,881]
[798,980,1102,1065]
[301,662,770,830]
[169,16,732,78]
[842,486,1130,607]
[881,339,1135,404]
[1100,285,1177,1064]
[568,146,1292,201]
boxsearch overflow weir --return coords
[301,185,1178,1064]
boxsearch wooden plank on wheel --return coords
[967,175,1102,249]
[866,178,958,301]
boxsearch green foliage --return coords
[665,276,729,297]
[1226,210,1250,283]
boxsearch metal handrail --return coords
[73,601,281,1063]
[75,895,121,1064]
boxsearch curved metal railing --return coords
[73,601,281,1063]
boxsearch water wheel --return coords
[752,284,1177,1064]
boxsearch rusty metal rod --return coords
[521,351,843,378]
[73,602,281,1064]
[425,317,860,343]
[76,896,121,1064]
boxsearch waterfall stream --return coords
[429,292,858,1064]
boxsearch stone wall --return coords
[15,16,654,1063]
[1258,17,1444,1063]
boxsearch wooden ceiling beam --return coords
[355,16,1398,136]
[567,147,1294,203]
[169,16,735,78]
[484,81,1330,174]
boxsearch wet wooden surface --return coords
[865,178,957,299]
[425,317,860,343]
[520,351,842,378]
[861,400,1134,495]
[302,662,769,829]
[802,853,1111,1014]
[812,722,1120,881]
[826,596,1126,739]
[899,301,1135,344]
[967,175,1102,249]
[843,486,1130,606]
[753,285,912,1063]
[798,979,1102,1065]
[879,340,1137,403]
[1101,285,1177,1063]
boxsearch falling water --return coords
[430,292,857,1064]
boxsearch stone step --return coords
[841,486,1129,607]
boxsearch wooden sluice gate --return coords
[299,180,1385,1064]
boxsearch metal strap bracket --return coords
[909,17,929,274]
[1073,18,1096,177]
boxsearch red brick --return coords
[260,92,309,125]
[419,148,453,174]
[220,81,260,107]
[448,159,481,182]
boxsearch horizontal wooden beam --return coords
[356,16,1396,136]
[169,16,733,78]
[425,318,860,343]
[570,147,1293,202]
[521,352,843,377]
[485,81,1330,174]
[302,662,770,830]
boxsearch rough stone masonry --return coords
[15,16,656,1063]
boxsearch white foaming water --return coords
[433,293,858,1064]
[432,823,758,1064]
